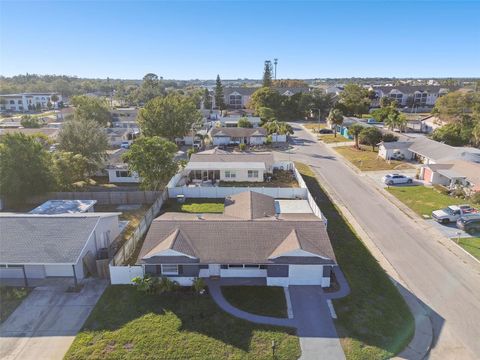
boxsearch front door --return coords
[209,264,221,277]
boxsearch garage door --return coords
[0,266,24,279]
[44,265,74,277]
[289,265,323,285]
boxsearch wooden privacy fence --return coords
[27,191,162,205]
[111,191,168,265]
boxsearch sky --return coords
[0,1,479,79]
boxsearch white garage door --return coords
[44,265,74,277]
[289,265,323,285]
[0,265,46,279]
[0,266,24,279]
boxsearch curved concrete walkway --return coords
[206,272,350,360]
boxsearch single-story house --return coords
[0,127,59,141]
[184,148,274,183]
[210,127,267,146]
[217,116,262,128]
[378,141,414,160]
[29,200,97,214]
[420,160,480,193]
[175,130,207,146]
[408,137,480,164]
[105,148,140,183]
[0,212,120,284]
[137,191,337,287]
[105,128,138,147]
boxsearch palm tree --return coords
[328,109,343,137]
[51,94,59,121]
[262,120,293,135]
[385,112,407,132]
[348,123,364,149]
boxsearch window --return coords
[115,170,130,178]
[17,100,22,104]
[248,170,259,178]
[225,171,236,178]
[161,264,179,275]
[9,100,14,104]
[228,264,244,268]
[227,264,261,269]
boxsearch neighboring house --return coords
[220,87,257,109]
[0,127,59,141]
[0,93,62,112]
[369,85,458,107]
[420,115,448,134]
[421,160,480,193]
[378,141,414,160]
[184,148,274,183]
[217,116,262,128]
[0,212,120,283]
[175,130,207,146]
[325,85,344,95]
[29,200,97,214]
[105,127,137,147]
[275,87,310,97]
[105,148,140,183]
[210,127,267,146]
[407,137,480,164]
[137,191,337,287]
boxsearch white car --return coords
[382,173,413,185]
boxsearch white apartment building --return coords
[0,93,62,112]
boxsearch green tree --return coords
[385,111,407,132]
[431,122,473,146]
[338,84,371,116]
[20,115,41,128]
[137,93,202,141]
[0,133,53,204]
[348,123,365,149]
[203,88,212,110]
[71,95,111,126]
[58,119,108,174]
[237,117,253,128]
[136,73,165,104]
[299,90,335,121]
[262,60,273,87]
[214,75,225,113]
[379,96,392,108]
[359,127,383,151]
[122,136,178,190]
[327,108,344,137]
[262,120,293,135]
[371,106,399,122]
[52,151,89,190]
[257,107,276,123]
[249,87,282,114]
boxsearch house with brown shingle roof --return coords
[137,191,337,287]
[210,127,267,146]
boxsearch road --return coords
[276,124,480,359]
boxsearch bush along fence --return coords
[110,191,168,266]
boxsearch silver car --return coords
[382,173,413,185]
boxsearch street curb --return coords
[298,124,434,360]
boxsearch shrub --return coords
[157,277,180,294]
[132,275,158,294]
[192,277,206,294]
[265,135,272,145]
[470,192,480,205]
[239,143,246,151]
[382,133,399,142]
[187,148,197,158]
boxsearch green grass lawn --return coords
[318,134,353,144]
[221,286,287,318]
[386,186,475,217]
[456,237,480,260]
[163,198,225,213]
[0,286,31,323]
[335,145,413,171]
[295,162,414,360]
[65,286,300,360]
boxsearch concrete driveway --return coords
[364,169,421,188]
[0,279,106,360]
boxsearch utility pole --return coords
[274,58,278,80]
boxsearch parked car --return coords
[391,151,405,161]
[318,128,333,134]
[120,141,130,149]
[432,205,478,224]
[382,173,413,185]
[193,140,202,150]
[456,214,480,233]
[367,118,377,124]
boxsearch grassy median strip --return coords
[221,286,287,318]
[295,162,414,360]
[65,286,300,360]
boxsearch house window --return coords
[116,170,130,178]
[225,171,236,178]
[17,100,22,104]
[161,264,179,275]
[229,94,242,108]
[9,100,14,104]
[248,170,259,178]
[227,264,261,269]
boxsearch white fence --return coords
[168,186,307,199]
[294,166,327,225]
[109,265,143,284]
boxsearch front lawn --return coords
[457,237,480,260]
[318,134,353,144]
[0,286,31,323]
[386,186,473,217]
[65,286,300,360]
[295,162,414,360]
[335,145,413,171]
[303,122,327,132]
[163,198,225,213]
[221,286,287,318]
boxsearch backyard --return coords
[0,286,31,323]
[219,169,298,188]
[65,285,300,360]
[335,145,414,171]
[386,186,479,217]
[221,286,287,318]
[295,162,414,360]
[162,198,225,213]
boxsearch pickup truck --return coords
[431,205,478,224]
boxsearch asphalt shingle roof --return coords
[0,216,100,264]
